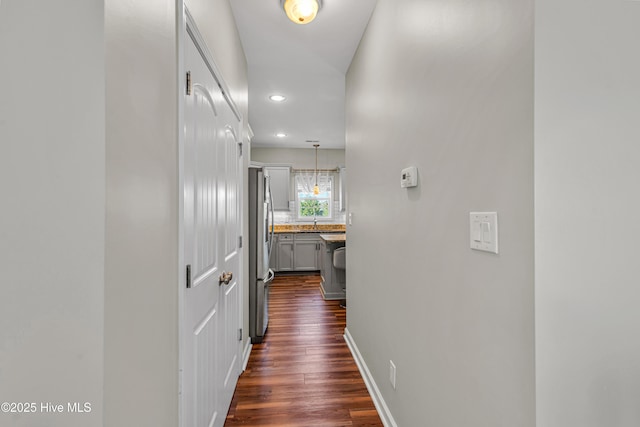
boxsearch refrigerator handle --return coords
[265,268,275,285]
[268,177,275,256]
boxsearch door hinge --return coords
[238,235,243,248]
[186,264,192,288]
[186,71,192,95]
[238,328,243,341]
[238,141,243,156]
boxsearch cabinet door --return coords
[294,240,319,271]
[277,234,294,271]
[315,241,322,269]
[264,167,290,211]
[319,240,332,288]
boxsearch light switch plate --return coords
[470,212,498,254]
[389,360,397,390]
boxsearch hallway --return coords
[225,274,382,426]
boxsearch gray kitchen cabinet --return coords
[319,238,346,300]
[273,232,334,272]
[293,233,321,271]
[319,239,332,292]
[264,166,290,211]
[276,233,294,271]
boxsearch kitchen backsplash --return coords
[273,201,346,225]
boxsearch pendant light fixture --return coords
[281,0,322,25]
[313,143,320,195]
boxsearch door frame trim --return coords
[184,9,242,122]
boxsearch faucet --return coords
[313,216,318,230]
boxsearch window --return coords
[295,173,333,220]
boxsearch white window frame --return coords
[295,174,333,221]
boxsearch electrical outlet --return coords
[389,360,396,390]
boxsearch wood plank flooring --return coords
[225,274,383,426]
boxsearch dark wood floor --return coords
[225,274,383,426]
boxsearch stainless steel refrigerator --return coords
[248,166,275,343]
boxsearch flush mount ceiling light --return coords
[281,0,323,25]
[269,94,286,102]
[276,133,287,138]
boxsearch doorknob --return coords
[219,271,233,285]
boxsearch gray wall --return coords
[345,0,535,425]
[0,1,105,426]
[0,1,247,426]
[535,1,640,426]
[104,1,179,425]
[105,0,248,425]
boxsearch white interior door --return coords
[182,28,242,427]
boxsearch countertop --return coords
[319,233,346,243]
[272,224,346,234]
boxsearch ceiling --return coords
[230,0,377,149]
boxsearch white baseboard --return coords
[344,328,398,427]
[320,281,346,300]
[242,340,252,371]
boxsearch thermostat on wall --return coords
[401,166,418,188]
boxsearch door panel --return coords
[223,125,240,259]
[183,29,242,427]
[194,307,220,427]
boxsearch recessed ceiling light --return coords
[276,133,287,138]
[269,95,286,102]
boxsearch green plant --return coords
[299,199,329,217]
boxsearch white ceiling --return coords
[230,0,377,149]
